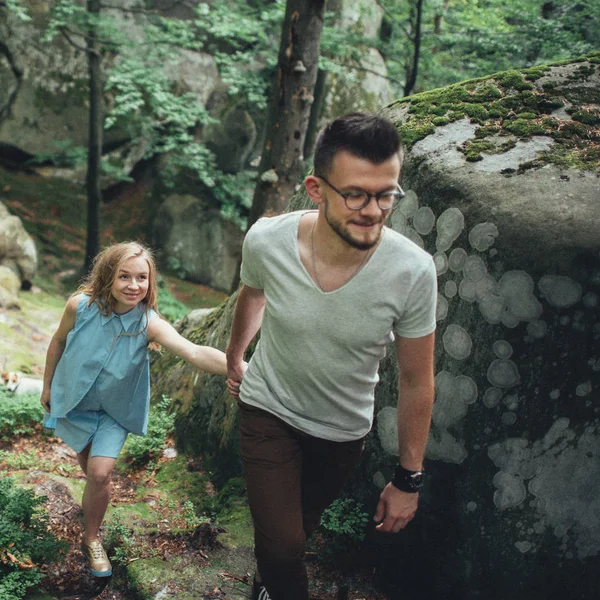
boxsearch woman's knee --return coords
[86,458,115,488]
[87,469,112,489]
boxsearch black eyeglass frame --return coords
[317,175,405,211]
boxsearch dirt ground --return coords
[2,429,386,600]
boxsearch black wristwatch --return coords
[391,465,424,493]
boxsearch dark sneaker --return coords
[81,539,112,577]
[251,577,271,600]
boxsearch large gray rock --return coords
[153,194,244,293]
[0,2,220,172]
[0,201,37,288]
[372,56,600,599]
[204,103,257,174]
[152,56,600,600]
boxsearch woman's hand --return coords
[226,360,248,398]
[41,389,51,412]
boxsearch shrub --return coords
[318,497,370,562]
[0,391,44,441]
[0,476,67,600]
[103,510,136,566]
[121,395,175,465]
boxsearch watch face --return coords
[410,473,424,487]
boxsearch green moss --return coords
[572,109,600,126]
[503,118,546,136]
[522,66,550,81]
[388,54,599,172]
[396,121,436,147]
[494,70,534,91]
[215,501,254,548]
[151,455,213,511]
[551,121,589,140]
[465,104,489,123]
[541,117,560,130]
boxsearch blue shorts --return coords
[51,409,129,459]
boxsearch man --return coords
[226,112,437,600]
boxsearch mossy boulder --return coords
[154,55,600,600]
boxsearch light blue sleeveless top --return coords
[46,294,157,435]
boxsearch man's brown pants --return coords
[239,400,364,600]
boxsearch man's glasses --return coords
[317,175,405,211]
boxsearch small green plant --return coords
[318,497,370,561]
[0,476,67,600]
[157,282,190,323]
[103,510,136,566]
[121,395,175,465]
[27,140,87,169]
[0,391,44,441]
[181,500,207,528]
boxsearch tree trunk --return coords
[84,0,103,273]
[302,67,327,162]
[434,0,450,34]
[404,0,423,97]
[247,0,326,228]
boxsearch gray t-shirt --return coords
[240,210,437,441]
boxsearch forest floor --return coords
[2,420,385,600]
[0,168,386,599]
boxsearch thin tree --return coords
[247,0,326,228]
[404,0,423,97]
[84,0,103,272]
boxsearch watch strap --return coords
[391,465,424,493]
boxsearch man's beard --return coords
[324,202,384,251]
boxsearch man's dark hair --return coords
[313,112,401,176]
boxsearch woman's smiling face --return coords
[111,256,150,313]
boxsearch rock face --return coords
[372,56,599,599]
[0,201,37,292]
[153,194,244,293]
[152,55,600,600]
[0,2,220,162]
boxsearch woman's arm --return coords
[148,316,229,376]
[41,294,80,410]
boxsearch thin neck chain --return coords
[310,219,374,292]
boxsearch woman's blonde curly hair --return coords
[78,241,160,318]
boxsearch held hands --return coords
[374,482,418,533]
[40,389,51,412]
[226,358,248,398]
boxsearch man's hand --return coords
[374,483,418,532]
[226,357,248,398]
[40,389,51,412]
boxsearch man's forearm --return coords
[226,285,266,362]
[396,379,434,471]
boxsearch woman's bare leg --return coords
[78,451,116,544]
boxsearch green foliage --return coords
[0,391,44,441]
[27,140,87,169]
[103,509,135,566]
[318,497,370,562]
[3,0,31,22]
[157,281,190,323]
[0,476,67,600]
[379,0,600,96]
[194,0,284,111]
[121,395,175,465]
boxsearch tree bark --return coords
[247,0,326,228]
[302,67,327,162]
[84,0,103,273]
[434,0,450,34]
[404,0,423,97]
